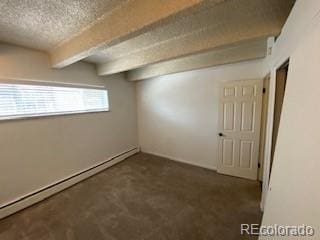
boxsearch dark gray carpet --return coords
[0,153,262,240]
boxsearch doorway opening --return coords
[270,60,289,177]
[260,59,290,209]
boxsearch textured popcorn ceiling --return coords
[0,0,295,79]
[127,38,268,81]
[87,0,286,63]
[0,0,127,50]
[95,0,295,75]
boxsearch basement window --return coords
[0,81,109,120]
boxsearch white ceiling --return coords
[0,0,127,50]
[0,0,295,80]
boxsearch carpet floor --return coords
[0,152,262,240]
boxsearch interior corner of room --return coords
[0,0,320,239]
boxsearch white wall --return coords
[260,0,320,238]
[136,59,265,170]
[0,44,138,208]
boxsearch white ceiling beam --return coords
[50,0,213,68]
[97,28,277,76]
[97,0,291,76]
[126,38,268,81]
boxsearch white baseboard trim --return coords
[0,147,139,220]
[142,150,217,171]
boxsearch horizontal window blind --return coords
[0,83,109,120]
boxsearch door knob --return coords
[218,133,224,137]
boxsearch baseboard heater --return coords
[0,147,139,219]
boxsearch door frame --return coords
[258,74,270,181]
[260,58,290,210]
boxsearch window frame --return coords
[0,78,110,121]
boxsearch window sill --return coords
[0,109,110,122]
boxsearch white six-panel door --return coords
[217,79,263,180]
